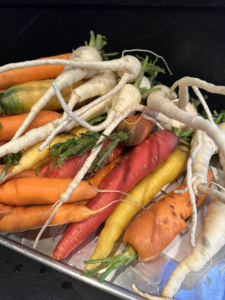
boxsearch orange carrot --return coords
[88,156,122,187]
[123,171,214,262]
[0,203,108,232]
[83,171,214,282]
[0,165,37,185]
[0,111,61,142]
[0,177,98,206]
[0,53,71,89]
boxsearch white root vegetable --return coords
[38,70,117,150]
[33,101,158,248]
[140,76,151,99]
[5,54,142,141]
[147,87,225,160]
[39,72,151,151]
[12,46,102,140]
[170,77,225,111]
[218,122,225,179]
[0,95,114,157]
[185,130,203,247]
[161,194,225,298]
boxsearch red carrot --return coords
[53,130,179,260]
[41,144,125,178]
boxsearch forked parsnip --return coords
[170,77,225,111]
[147,85,225,160]
[154,85,198,131]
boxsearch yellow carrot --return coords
[0,79,85,116]
[85,147,189,271]
[9,127,87,177]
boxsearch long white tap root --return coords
[0,96,114,157]
[218,122,225,179]
[12,46,102,140]
[170,77,225,110]
[191,131,218,196]
[33,104,158,248]
[186,130,203,248]
[192,86,214,122]
[147,90,225,159]
[161,195,225,298]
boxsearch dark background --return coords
[0,2,225,299]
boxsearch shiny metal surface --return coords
[0,168,225,300]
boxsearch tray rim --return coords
[0,234,142,300]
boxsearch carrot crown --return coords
[82,244,137,283]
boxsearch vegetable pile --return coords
[0,31,225,299]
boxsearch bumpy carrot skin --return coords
[0,111,61,141]
[0,177,98,206]
[83,171,213,282]
[116,113,155,146]
[0,203,100,232]
[85,147,189,271]
[53,130,179,260]
[123,171,214,262]
[0,53,71,90]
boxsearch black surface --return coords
[0,4,225,110]
[0,3,225,299]
[0,244,121,300]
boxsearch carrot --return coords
[0,53,71,90]
[115,113,155,146]
[0,79,85,116]
[88,156,122,187]
[0,165,37,185]
[0,177,98,206]
[41,143,124,178]
[85,147,189,271]
[0,203,111,232]
[83,171,213,282]
[40,152,91,178]
[0,111,61,141]
[53,130,179,260]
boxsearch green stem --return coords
[83,245,137,283]
[134,56,149,89]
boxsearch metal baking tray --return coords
[0,168,225,300]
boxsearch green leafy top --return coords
[0,152,22,181]
[85,31,118,61]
